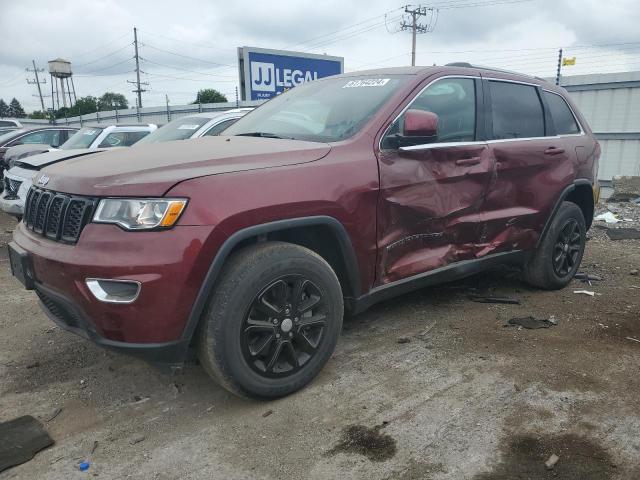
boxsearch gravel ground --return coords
[1,207,639,480]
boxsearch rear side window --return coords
[489,81,544,139]
[543,91,580,135]
[203,118,237,136]
[98,131,149,148]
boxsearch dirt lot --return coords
[1,208,639,480]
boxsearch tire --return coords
[197,241,344,399]
[523,201,586,290]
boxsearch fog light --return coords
[85,279,141,304]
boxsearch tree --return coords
[8,98,25,118]
[98,92,128,111]
[193,89,227,104]
[55,96,98,118]
[0,99,8,118]
[29,110,48,119]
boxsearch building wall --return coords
[560,71,640,181]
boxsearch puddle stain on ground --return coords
[327,424,397,462]
[474,433,617,480]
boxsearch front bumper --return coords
[12,221,225,365]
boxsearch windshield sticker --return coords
[342,78,390,88]
[83,129,98,135]
[177,124,200,130]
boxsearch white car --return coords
[1,149,104,216]
[3,123,158,164]
[133,109,251,145]
[0,124,156,217]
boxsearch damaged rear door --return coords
[376,76,495,285]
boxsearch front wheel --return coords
[523,201,586,290]
[197,242,344,399]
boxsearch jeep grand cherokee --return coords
[8,65,599,398]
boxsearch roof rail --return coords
[445,62,546,82]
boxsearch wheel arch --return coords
[181,216,361,343]
[537,179,594,248]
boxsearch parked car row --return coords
[0,109,249,217]
[7,64,600,399]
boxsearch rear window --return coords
[490,81,544,139]
[543,91,580,135]
[62,127,104,149]
[136,116,211,144]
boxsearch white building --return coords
[560,71,640,182]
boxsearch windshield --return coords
[61,127,104,149]
[135,116,210,145]
[225,75,409,142]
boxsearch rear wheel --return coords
[197,242,343,399]
[523,201,586,290]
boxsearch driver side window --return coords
[382,77,477,149]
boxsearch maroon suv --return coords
[9,65,599,398]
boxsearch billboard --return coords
[238,47,344,101]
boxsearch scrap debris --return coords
[470,295,520,305]
[0,416,54,473]
[545,453,560,470]
[574,272,603,284]
[574,290,595,296]
[606,228,640,241]
[506,316,556,329]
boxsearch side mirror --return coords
[403,109,438,138]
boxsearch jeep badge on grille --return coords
[37,175,49,186]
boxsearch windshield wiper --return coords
[235,132,294,140]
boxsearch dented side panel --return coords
[477,138,575,257]
[376,144,494,285]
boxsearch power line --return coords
[141,42,233,68]
[141,57,235,77]
[69,31,132,59]
[282,7,405,50]
[74,43,133,68]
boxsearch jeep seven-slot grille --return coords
[24,187,97,244]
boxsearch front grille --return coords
[24,187,96,244]
[3,177,22,198]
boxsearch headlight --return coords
[93,198,187,230]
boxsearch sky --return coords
[1,0,639,112]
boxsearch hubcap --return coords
[552,219,582,277]
[241,275,327,378]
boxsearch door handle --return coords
[455,157,481,166]
[544,147,565,156]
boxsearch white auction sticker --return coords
[342,78,390,88]
[177,124,200,130]
[83,129,98,135]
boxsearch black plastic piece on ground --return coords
[606,228,640,241]
[469,295,521,305]
[0,416,54,473]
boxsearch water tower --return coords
[48,58,76,109]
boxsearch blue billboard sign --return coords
[238,47,344,101]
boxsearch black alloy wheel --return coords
[552,218,582,277]
[241,275,327,377]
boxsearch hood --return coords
[18,148,102,169]
[41,136,332,197]
[4,144,52,162]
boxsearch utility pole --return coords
[555,48,563,86]
[26,60,47,112]
[399,6,438,66]
[127,27,148,108]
